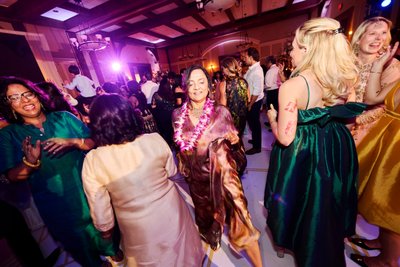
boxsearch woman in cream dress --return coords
[82,94,204,267]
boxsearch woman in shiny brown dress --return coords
[172,65,262,267]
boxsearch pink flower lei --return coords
[174,98,214,152]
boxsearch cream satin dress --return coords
[82,133,204,266]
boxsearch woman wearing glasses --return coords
[0,77,122,267]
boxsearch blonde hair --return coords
[351,16,392,54]
[221,57,240,77]
[293,17,358,106]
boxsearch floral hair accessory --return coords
[174,98,214,152]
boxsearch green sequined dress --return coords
[225,77,248,137]
[264,103,366,267]
[0,111,119,266]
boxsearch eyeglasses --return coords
[6,91,36,103]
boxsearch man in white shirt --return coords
[264,56,280,112]
[64,65,96,115]
[243,47,264,155]
[141,72,159,107]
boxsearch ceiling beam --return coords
[64,0,171,33]
[0,0,66,19]
[110,2,199,39]
[192,14,212,29]
[156,0,323,48]
[143,30,172,40]
[165,22,190,35]
[257,0,263,15]
[225,9,236,23]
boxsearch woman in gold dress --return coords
[350,17,400,145]
[349,41,400,267]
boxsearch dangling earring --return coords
[40,103,46,111]
[12,110,17,120]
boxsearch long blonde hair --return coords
[351,16,392,55]
[293,17,358,106]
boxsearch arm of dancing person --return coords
[162,136,178,178]
[81,153,115,237]
[268,79,299,146]
[42,137,95,155]
[42,112,95,155]
[248,71,264,111]
[219,80,227,106]
[3,136,42,182]
[364,42,399,105]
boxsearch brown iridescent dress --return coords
[172,104,259,251]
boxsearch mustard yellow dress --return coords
[357,81,400,234]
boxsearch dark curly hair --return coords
[36,82,78,115]
[89,94,144,146]
[0,76,51,123]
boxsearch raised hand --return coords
[22,136,41,163]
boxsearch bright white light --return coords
[381,0,391,7]
[111,62,121,72]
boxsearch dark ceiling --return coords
[0,0,324,49]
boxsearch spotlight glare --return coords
[381,0,391,7]
[111,62,121,72]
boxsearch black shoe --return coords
[348,237,381,250]
[44,247,61,267]
[245,148,261,155]
[248,139,254,144]
[350,254,368,267]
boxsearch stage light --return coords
[111,62,121,72]
[380,0,391,7]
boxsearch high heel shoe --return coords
[348,237,381,250]
[350,254,368,267]
[200,221,222,251]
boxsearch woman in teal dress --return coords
[264,18,365,267]
[0,77,120,266]
[219,57,249,137]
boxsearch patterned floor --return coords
[0,114,378,266]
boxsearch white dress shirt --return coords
[141,80,159,104]
[244,61,264,102]
[65,74,96,97]
[265,64,280,91]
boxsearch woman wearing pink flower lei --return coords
[172,65,262,267]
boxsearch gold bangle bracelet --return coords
[22,156,41,168]
[79,138,85,148]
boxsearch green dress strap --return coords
[298,75,310,109]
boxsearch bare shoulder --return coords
[279,76,307,96]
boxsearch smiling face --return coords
[187,69,209,105]
[6,83,42,121]
[358,21,389,56]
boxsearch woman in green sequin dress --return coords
[264,18,365,267]
[0,77,120,266]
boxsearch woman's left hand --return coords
[43,138,74,156]
[224,131,239,145]
[372,41,399,71]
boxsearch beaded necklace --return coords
[174,98,214,152]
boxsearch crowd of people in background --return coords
[0,15,399,267]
